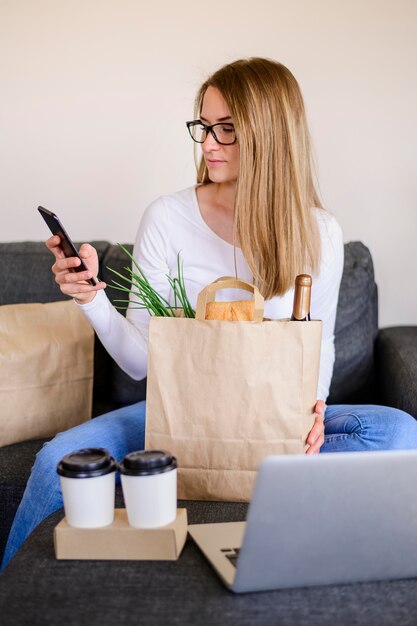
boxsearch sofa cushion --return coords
[3,498,417,626]
[0,439,46,562]
[101,244,147,406]
[328,241,378,404]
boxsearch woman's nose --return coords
[202,131,219,151]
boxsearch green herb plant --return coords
[106,244,195,318]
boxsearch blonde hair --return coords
[195,57,322,299]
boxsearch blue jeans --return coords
[2,402,417,571]
[321,405,417,452]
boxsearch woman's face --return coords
[200,86,240,185]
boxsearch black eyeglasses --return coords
[186,120,237,145]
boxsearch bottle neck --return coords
[291,275,311,321]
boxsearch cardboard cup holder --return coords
[54,508,188,560]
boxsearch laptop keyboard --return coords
[221,547,240,568]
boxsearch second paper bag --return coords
[145,278,322,502]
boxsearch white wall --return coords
[1,0,416,326]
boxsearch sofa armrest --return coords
[375,327,417,419]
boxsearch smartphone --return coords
[38,206,97,286]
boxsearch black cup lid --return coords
[119,450,177,476]
[57,448,116,479]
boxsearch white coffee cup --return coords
[57,448,116,528]
[119,450,177,528]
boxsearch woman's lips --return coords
[206,159,226,167]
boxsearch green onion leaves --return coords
[106,245,195,318]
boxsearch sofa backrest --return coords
[0,241,111,305]
[100,241,379,406]
[0,240,378,408]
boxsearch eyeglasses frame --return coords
[186,120,237,145]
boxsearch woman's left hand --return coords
[305,400,326,455]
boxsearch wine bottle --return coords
[291,274,311,321]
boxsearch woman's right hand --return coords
[46,235,106,304]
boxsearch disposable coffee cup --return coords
[57,448,116,528]
[119,450,177,528]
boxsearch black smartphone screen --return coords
[38,206,97,286]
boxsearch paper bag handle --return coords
[195,277,264,321]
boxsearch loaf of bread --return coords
[204,300,255,321]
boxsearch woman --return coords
[3,57,416,571]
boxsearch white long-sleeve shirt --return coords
[79,185,344,401]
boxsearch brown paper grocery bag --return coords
[0,300,94,447]
[146,278,322,502]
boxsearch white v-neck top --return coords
[79,186,344,401]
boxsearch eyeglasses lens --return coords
[213,124,236,145]
[190,124,207,143]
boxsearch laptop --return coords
[188,450,417,593]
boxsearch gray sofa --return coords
[0,241,417,554]
[0,240,416,567]
[1,240,417,625]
